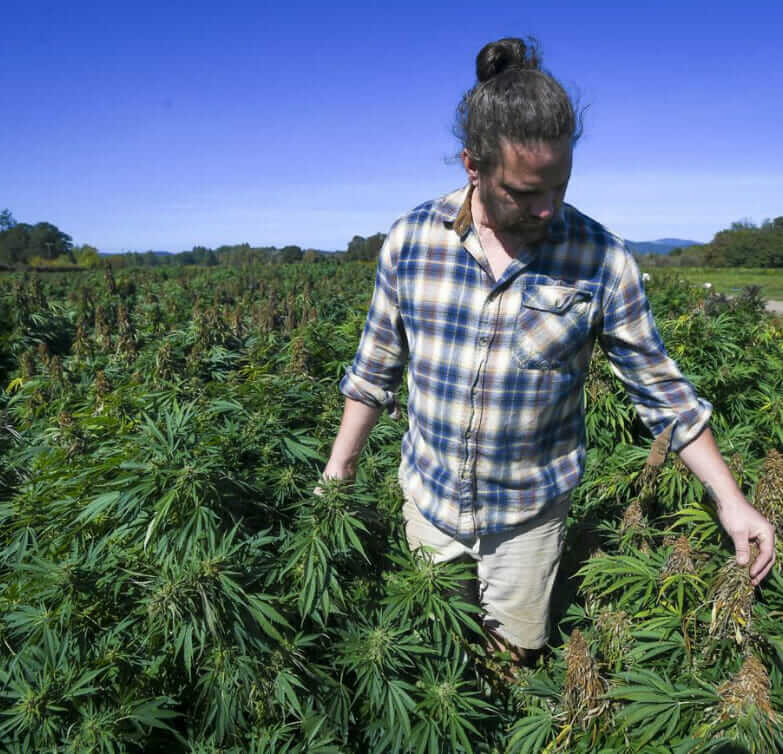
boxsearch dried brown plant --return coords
[155,341,174,380]
[104,264,117,295]
[37,341,51,368]
[287,336,309,376]
[94,370,110,398]
[595,609,633,666]
[620,499,644,532]
[73,321,91,358]
[21,350,35,379]
[709,543,758,644]
[753,449,783,531]
[660,535,696,579]
[728,452,745,487]
[563,629,608,728]
[717,655,776,724]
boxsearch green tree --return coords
[191,247,219,266]
[279,245,303,263]
[730,218,756,230]
[701,218,783,267]
[73,244,102,268]
[345,233,386,261]
[27,222,74,261]
[0,222,32,264]
[0,209,16,231]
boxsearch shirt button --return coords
[479,336,489,346]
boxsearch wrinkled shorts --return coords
[401,490,571,650]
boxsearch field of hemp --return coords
[0,262,781,752]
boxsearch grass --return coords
[640,267,783,300]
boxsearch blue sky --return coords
[2,0,782,252]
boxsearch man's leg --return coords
[400,490,569,672]
[441,552,480,605]
[484,624,541,668]
[477,493,571,668]
[401,494,476,565]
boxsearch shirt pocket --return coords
[511,285,593,370]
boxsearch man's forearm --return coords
[323,397,383,478]
[677,427,744,509]
[678,425,775,585]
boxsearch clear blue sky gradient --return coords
[2,0,782,252]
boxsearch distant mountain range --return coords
[625,238,702,255]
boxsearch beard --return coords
[498,217,549,240]
[478,186,551,243]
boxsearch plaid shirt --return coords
[340,185,712,537]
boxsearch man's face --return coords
[464,136,573,243]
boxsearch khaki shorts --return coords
[401,491,570,650]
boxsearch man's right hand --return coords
[313,461,356,496]
[314,397,382,496]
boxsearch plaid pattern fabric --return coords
[340,185,712,537]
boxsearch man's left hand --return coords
[677,426,776,586]
[715,496,776,586]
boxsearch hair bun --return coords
[475,37,541,83]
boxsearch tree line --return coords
[0,209,388,269]
[0,209,79,267]
[638,217,783,268]
[5,206,781,270]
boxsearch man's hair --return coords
[455,37,584,172]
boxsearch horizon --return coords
[2,1,782,251]
[92,236,704,257]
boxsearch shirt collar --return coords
[434,184,569,246]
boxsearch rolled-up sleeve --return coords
[339,220,409,415]
[598,251,712,452]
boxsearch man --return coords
[319,37,775,666]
